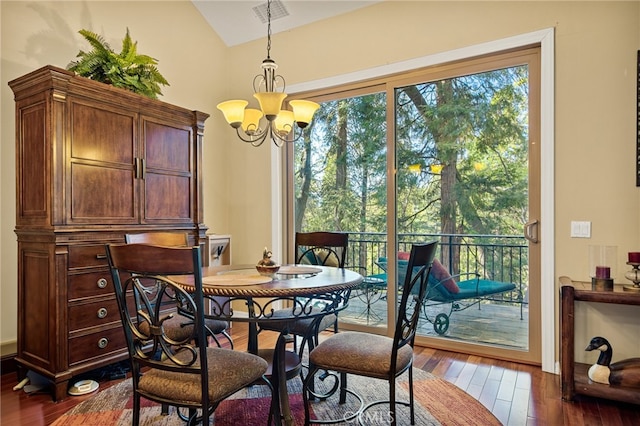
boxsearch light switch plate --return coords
[570,221,591,238]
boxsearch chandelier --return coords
[217,0,320,147]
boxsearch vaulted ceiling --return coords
[191,0,381,47]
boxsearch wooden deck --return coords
[341,291,529,350]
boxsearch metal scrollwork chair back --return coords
[302,241,438,426]
[106,243,270,426]
[258,231,349,359]
[125,232,233,349]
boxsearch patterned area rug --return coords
[52,368,500,425]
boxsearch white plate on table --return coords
[277,265,323,275]
[202,275,272,286]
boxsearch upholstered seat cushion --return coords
[138,347,267,405]
[309,331,414,379]
[139,312,228,342]
[259,308,336,335]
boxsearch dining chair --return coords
[124,232,233,349]
[105,243,271,426]
[302,241,438,426]
[258,231,349,359]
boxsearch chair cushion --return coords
[377,258,414,288]
[454,279,516,299]
[309,332,414,379]
[138,312,228,342]
[429,259,460,294]
[258,308,336,336]
[138,347,267,405]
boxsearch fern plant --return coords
[67,28,169,99]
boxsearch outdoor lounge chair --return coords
[376,257,517,335]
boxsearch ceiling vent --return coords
[253,0,289,23]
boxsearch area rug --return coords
[51,368,500,425]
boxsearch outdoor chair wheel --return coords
[422,300,453,324]
[433,313,449,335]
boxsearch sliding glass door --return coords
[287,46,541,363]
[390,48,540,363]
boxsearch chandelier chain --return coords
[266,0,272,59]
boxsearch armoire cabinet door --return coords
[141,117,194,224]
[67,99,138,224]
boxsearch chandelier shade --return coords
[217,100,248,128]
[241,108,264,134]
[290,100,320,128]
[253,92,287,119]
[274,110,294,136]
[216,0,319,147]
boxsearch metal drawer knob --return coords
[97,278,108,289]
[97,338,109,349]
[97,307,108,319]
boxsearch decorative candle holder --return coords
[589,245,616,291]
[592,276,614,291]
[623,262,640,292]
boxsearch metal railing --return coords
[343,232,528,313]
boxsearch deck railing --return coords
[342,232,528,312]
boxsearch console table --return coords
[561,283,640,404]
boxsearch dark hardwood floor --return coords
[2,323,639,425]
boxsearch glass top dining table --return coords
[172,264,363,426]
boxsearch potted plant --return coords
[67,28,169,99]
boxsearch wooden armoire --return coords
[9,65,209,400]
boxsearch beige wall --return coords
[0,0,229,354]
[2,1,639,365]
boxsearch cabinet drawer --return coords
[69,244,109,268]
[69,326,127,365]
[68,271,113,300]
[68,298,122,332]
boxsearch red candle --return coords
[595,266,610,279]
[628,252,640,263]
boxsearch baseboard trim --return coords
[1,353,17,374]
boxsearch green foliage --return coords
[67,28,169,99]
[295,94,387,233]
[295,64,530,241]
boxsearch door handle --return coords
[134,158,145,179]
[524,219,539,244]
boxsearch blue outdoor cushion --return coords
[377,258,409,282]
[378,257,516,302]
[429,278,516,302]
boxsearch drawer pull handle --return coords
[97,338,108,349]
[97,308,108,319]
[97,278,108,289]
[96,254,107,260]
